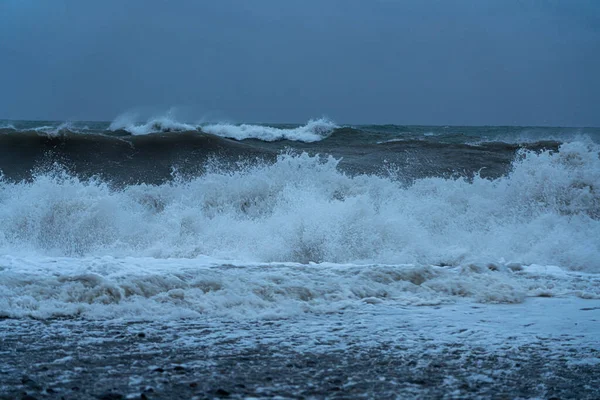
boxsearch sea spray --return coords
[0,141,598,270]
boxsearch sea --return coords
[1,117,599,398]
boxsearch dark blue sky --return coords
[1,0,599,125]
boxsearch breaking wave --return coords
[108,113,197,135]
[107,113,338,142]
[0,121,86,137]
[202,118,338,142]
[0,123,16,130]
[0,140,598,271]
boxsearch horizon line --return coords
[1,117,599,129]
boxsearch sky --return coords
[0,0,599,126]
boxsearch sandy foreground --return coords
[1,297,599,400]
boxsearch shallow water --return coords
[1,298,599,399]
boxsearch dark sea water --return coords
[1,118,598,184]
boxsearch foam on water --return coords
[0,121,93,137]
[0,256,598,320]
[470,132,598,147]
[0,139,599,318]
[109,113,197,135]
[1,140,598,268]
[0,123,16,130]
[202,118,338,142]
[33,121,85,137]
[107,112,338,142]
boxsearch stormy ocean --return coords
[1,117,599,399]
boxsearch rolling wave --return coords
[107,114,338,142]
[109,114,198,135]
[202,118,338,142]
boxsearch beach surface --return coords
[2,297,599,399]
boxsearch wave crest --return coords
[109,113,197,135]
[107,113,338,142]
[202,118,338,142]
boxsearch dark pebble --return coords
[21,376,34,385]
[173,365,185,372]
[20,376,42,391]
[152,367,164,373]
[215,388,230,397]
[189,382,198,388]
[97,393,124,400]
[137,332,146,338]
[21,396,38,400]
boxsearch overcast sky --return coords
[1,0,599,125]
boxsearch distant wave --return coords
[0,121,90,137]
[202,118,338,142]
[377,138,405,144]
[32,121,90,137]
[3,115,599,147]
[107,113,338,142]
[471,133,595,146]
[0,123,16,130]
[109,114,198,135]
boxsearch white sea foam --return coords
[0,256,598,320]
[1,140,598,268]
[473,132,598,146]
[0,139,599,319]
[377,138,409,144]
[202,118,338,142]
[0,121,86,136]
[109,113,198,135]
[0,123,16,130]
[108,112,337,142]
[31,121,78,137]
